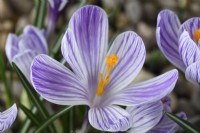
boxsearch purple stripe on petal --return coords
[88,106,131,132]
[156,10,185,71]
[179,30,200,67]
[104,69,178,106]
[0,104,17,132]
[185,60,200,84]
[31,54,89,105]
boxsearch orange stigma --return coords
[194,29,200,42]
[96,54,119,96]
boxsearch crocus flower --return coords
[5,25,48,81]
[156,9,200,84]
[31,5,178,132]
[127,96,186,133]
[47,0,69,37]
[0,104,18,132]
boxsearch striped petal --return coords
[13,50,38,82]
[62,5,108,97]
[185,60,200,84]
[5,34,19,63]
[0,104,17,132]
[103,69,178,106]
[31,54,89,105]
[148,112,187,133]
[22,25,48,54]
[88,106,131,132]
[102,31,145,97]
[179,30,200,67]
[179,18,200,41]
[156,10,185,71]
[127,101,163,133]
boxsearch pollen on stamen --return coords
[194,28,200,42]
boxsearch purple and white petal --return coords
[185,60,200,84]
[148,112,187,133]
[156,9,185,71]
[88,106,131,132]
[0,104,17,132]
[63,5,108,97]
[22,25,48,54]
[31,54,89,105]
[5,34,19,63]
[13,50,38,82]
[179,17,200,40]
[58,0,68,11]
[127,101,163,133]
[179,31,200,67]
[103,31,145,96]
[103,69,178,106]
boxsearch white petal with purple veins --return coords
[103,69,178,106]
[179,31,200,67]
[156,10,185,71]
[103,31,145,97]
[88,106,131,132]
[0,104,17,132]
[31,54,89,105]
[127,101,163,133]
[185,60,200,84]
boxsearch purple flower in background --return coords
[157,9,200,84]
[31,5,178,132]
[0,104,18,132]
[127,96,187,133]
[5,25,48,81]
[47,0,69,37]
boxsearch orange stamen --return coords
[194,29,200,42]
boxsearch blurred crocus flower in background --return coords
[47,0,69,37]
[127,96,186,133]
[157,10,200,84]
[31,5,178,132]
[0,104,17,132]
[5,25,48,82]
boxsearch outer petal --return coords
[5,34,19,63]
[185,60,200,84]
[13,50,38,82]
[62,5,108,97]
[31,54,89,105]
[22,25,48,54]
[179,17,200,41]
[148,112,187,133]
[103,69,178,106]
[0,104,17,132]
[156,10,185,71]
[88,106,131,132]
[179,31,200,67]
[103,31,145,96]
[127,101,163,133]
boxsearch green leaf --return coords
[19,104,40,126]
[165,112,200,133]
[34,106,73,133]
[0,51,13,107]
[34,0,47,28]
[12,63,56,132]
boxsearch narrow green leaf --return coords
[34,106,73,133]
[165,112,200,133]
[12,63,56,132]
[34,0,47,28]
[0,51,13,107]
[20,104,40,126]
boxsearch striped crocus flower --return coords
[31,5,178,132]
[0,104,17,132]
[47,0,68,37]
[157,9,200,84]
[5,25,48,82]
[127,96,186,133]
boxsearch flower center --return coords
[96,54,119,96]
[194,28,200,42]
